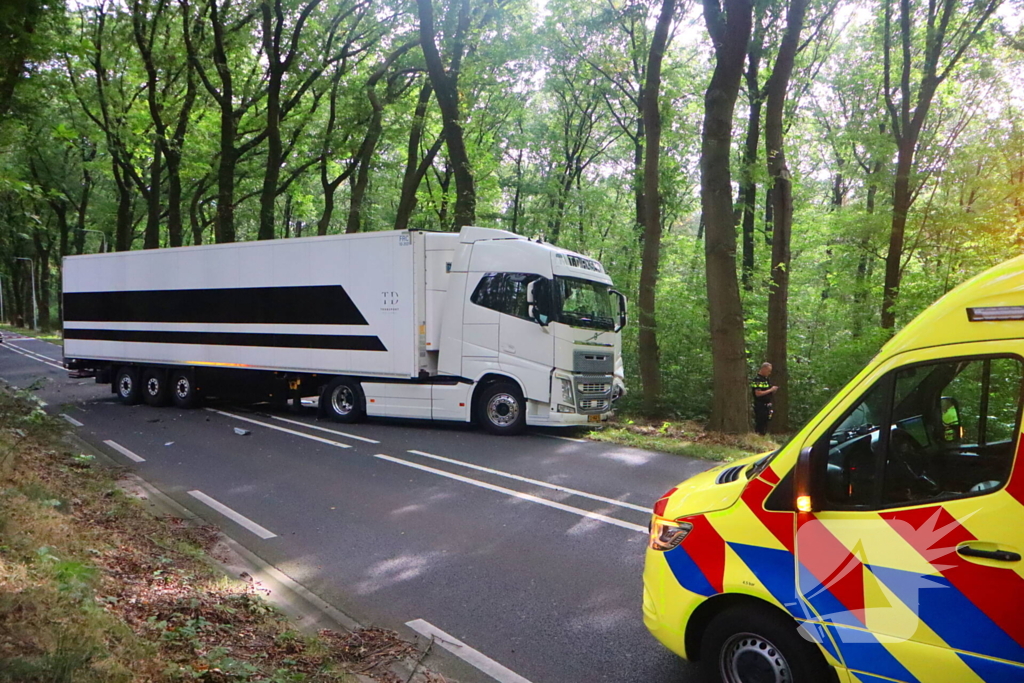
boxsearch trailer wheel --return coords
[170,369,200,409]
[142,368,171,407]
[323,378,364,423]
[115,366,141,405]
[477,382,526,435]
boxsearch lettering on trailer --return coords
[64,285,368,325]
[64,284,387,352]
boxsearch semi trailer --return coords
[62,227,627,434]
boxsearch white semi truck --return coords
[62,227,627,434]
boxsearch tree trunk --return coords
[395,82,436,231]
[215,96,236,243]
[763,0,807,435]
[143,143,162,249]
[417,0,475,228]
[700,0,753,434]
[346,127,379,234]
[637,0,676,416]
[113,163,133,251]
[881,138,915,329]
[738,26,764,290]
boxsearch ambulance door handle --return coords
[957,545,1021,562]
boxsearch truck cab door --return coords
[796,349,1024,682]
[496,274,553,402]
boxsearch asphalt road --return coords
[0,332,711,683]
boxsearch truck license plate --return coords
[588,414,601,423]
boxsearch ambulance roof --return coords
[882,254,1024,357]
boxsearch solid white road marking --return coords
[103,439,145,462]
[61,413,84,427]
[268,414,380,444]
[407,450,650,513]
[536,433,587,443]
[206,408,352,448]
[187,490,277,539]
[406,619,534,683]
[375,454,647,534]
[0,341,64,370]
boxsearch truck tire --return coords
[115,366,141,405]
[142,368,170,407]
[477,382,526,435]
[699,604,831,683]
[170,369,200,409]
[323,378,364,423]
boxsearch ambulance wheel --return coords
[477,382,526,435]
[170,369,200,409]
[142,368,171,407]
[699,604,830,683]
[115,366,141,405]
[324,378,364,423]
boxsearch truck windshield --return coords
[554,276,616,331]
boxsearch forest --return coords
[1,0,1022,433]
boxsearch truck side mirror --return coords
[940,396,962,442]
[611,290,627,332]
[526,279,550,326]
[795,446,819,512]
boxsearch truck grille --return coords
[579,399,609,411]
[578,382,611,394]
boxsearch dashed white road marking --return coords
[375,454,647,534]
[407,450,650,513]
[268,414,380,444]
[103,439,145,462]
[0,340,64,370]
[206,408,352,448]
[6,339,61,361]
[187,490,277,539]
[536,433,587,443]
[406,619,534,683]
[61,413,84,427]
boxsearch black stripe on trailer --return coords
[64,328,388,351]
[64,285,369,326]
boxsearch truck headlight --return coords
[649,517,692,551]
[559,378,574,405]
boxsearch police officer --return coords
[751,362,778,435]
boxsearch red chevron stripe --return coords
[761,465,781,485]
[882,505,1024,648]
[741,477,795,553]
[795,516,866,626]
[682,515,727,594]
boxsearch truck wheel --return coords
[477,382,526,435]
[323,378,364,423]
[170,369,200,409]
[142,368,170,407]
[115,366,141,405]
[699,604,830,683]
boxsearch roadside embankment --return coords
[587,418,778,461]
[0,384,442,682]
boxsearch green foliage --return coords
[0,0,1021,425]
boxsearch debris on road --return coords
[233,427,251,436]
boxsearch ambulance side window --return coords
[822,355,1024,510]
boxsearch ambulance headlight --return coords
[649,517,692,551]
[559,378,574,405]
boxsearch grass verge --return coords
[0,324,63,346]
[0,383,442,682]
[586,419,778,462]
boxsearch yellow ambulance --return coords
[643,255,1024,683]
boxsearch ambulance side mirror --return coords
[795,446,820,513]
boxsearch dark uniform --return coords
[751,373,773,435]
